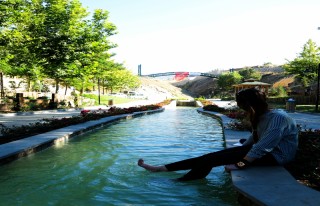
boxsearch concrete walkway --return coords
[0,100,161,128]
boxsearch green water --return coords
[0,107,239,206]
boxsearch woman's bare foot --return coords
[137,159,168,172]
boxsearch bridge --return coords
[139,72,218,81]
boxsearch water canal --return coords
[0,107,239,205]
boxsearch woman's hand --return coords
[224,164,239,172]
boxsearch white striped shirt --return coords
[245,110,298,165]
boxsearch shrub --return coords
[285,129,320,191]
[226,110,246,119]
[0,103,164,145]
[203,104,226,112]
[269,86,288,97]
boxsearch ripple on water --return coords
[0,108,239,206]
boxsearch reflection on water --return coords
[0,107,239,205]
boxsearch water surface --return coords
[0,107,239,205]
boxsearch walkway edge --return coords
[0,108,164,166]
[197,108,320,206]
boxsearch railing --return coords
[141,72,218,79]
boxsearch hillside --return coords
[137,77,193,100]
[260,73,295,87]
[172,76,216,97]
[143,72,299,98]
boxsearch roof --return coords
[234,81,271,87]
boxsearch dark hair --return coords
[236,88,269,141]
[236,88,268,113]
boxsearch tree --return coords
[2,0,45,91]
[238,68,262,81]
[0,1,122,99]
[217,71,242,97]
[103,69,140,93]
[284,39,320,87]
[31,0,90,93]
[0,0,26,96]
[70,9,117,95]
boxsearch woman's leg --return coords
[171,145,252,181]
[251,153,278,166]
[138,159,168,172]
[165,145,252,171]
[178,149,279,181]
[138,145,252,180]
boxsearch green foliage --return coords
[31,81,50,92]
[284,39,320,87]
[285,129,320,191]
[34,0,91,91]
[217,71,242,97]
[0,0,122,95]
[238,68,262,81]
[217,72,242,90]
[219,73,238,89]
[82,93,135,105]
[296,105,320,113]
[195,96,206,101]
[58,100,68,109]
[269,86,288,97]
[203,104,227,112]
[103,69,141,92]
[194,97,212,106]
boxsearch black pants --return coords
[165,145,278,181]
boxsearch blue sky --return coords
[79,0,320,75]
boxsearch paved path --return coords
[0,109,81,128]
[0,100,161,128]
[288,112,320,130]
[210,100,320,130]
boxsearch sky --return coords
[79,0,320,75]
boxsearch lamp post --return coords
[317,27,320,112]
[315,63,320,112]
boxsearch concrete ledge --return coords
[0,108,164,165]
[233,167,320,206]
[197,108,320,206]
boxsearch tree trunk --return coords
[102,78,105,94]
[0,72,4,98]
[64,84,68,96]
[98,78,101,105]
[55,79,60,93]
[26,78,31,92]
[80,82,84,96]
[38,80,41,92]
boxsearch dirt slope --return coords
[137,77,193,99]
[140,72,298,98]
[172,76,217,97]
